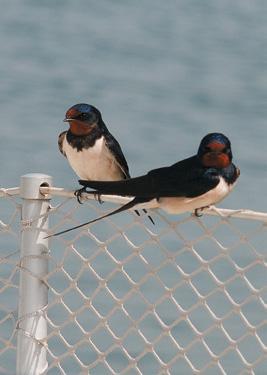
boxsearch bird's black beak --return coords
[63,118,74,122]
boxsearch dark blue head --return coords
[64,103,101,123]
[198,133,233,168]
[64,103,103,136]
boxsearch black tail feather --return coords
[135,209,154,225]
[45,197,151,238]
[142,209,155,225]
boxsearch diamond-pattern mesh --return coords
[0,187,267,374]
[0,188,20,375]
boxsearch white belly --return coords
[158,177,234,214]
[62,136,124,180]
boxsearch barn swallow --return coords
[49,133,239,237]
[59,103,153,223]
[59,103,130,182]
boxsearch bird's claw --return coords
[74,187,88,204]
[94,192,103,204]
[194,206,209,217]
[194,208,203,217]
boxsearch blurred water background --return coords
[0,0,266,211]
[0,0,267,373]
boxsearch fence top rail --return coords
[1,185,267,223]
[0,187,20,197]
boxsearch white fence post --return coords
[16,173,52,375]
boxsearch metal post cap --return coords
[20,173,53,200]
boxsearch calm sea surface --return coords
[0,0,267,373]
[0,0,266,210]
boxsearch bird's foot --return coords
[194,206,209,217]
[74,186,88,204]
[94,192,103,204]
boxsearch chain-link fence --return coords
[0,186,21,374]
[1,174,267,374]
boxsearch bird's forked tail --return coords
[45,197,151,238]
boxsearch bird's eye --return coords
[78,113,88,120]
[204,146,211,152]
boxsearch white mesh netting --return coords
[0,188,21,375]
[1,185,267,374]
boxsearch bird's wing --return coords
[104,132,130,179]
[79,173,156,196]
[79,156,221,198]
[58,131,67,157]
